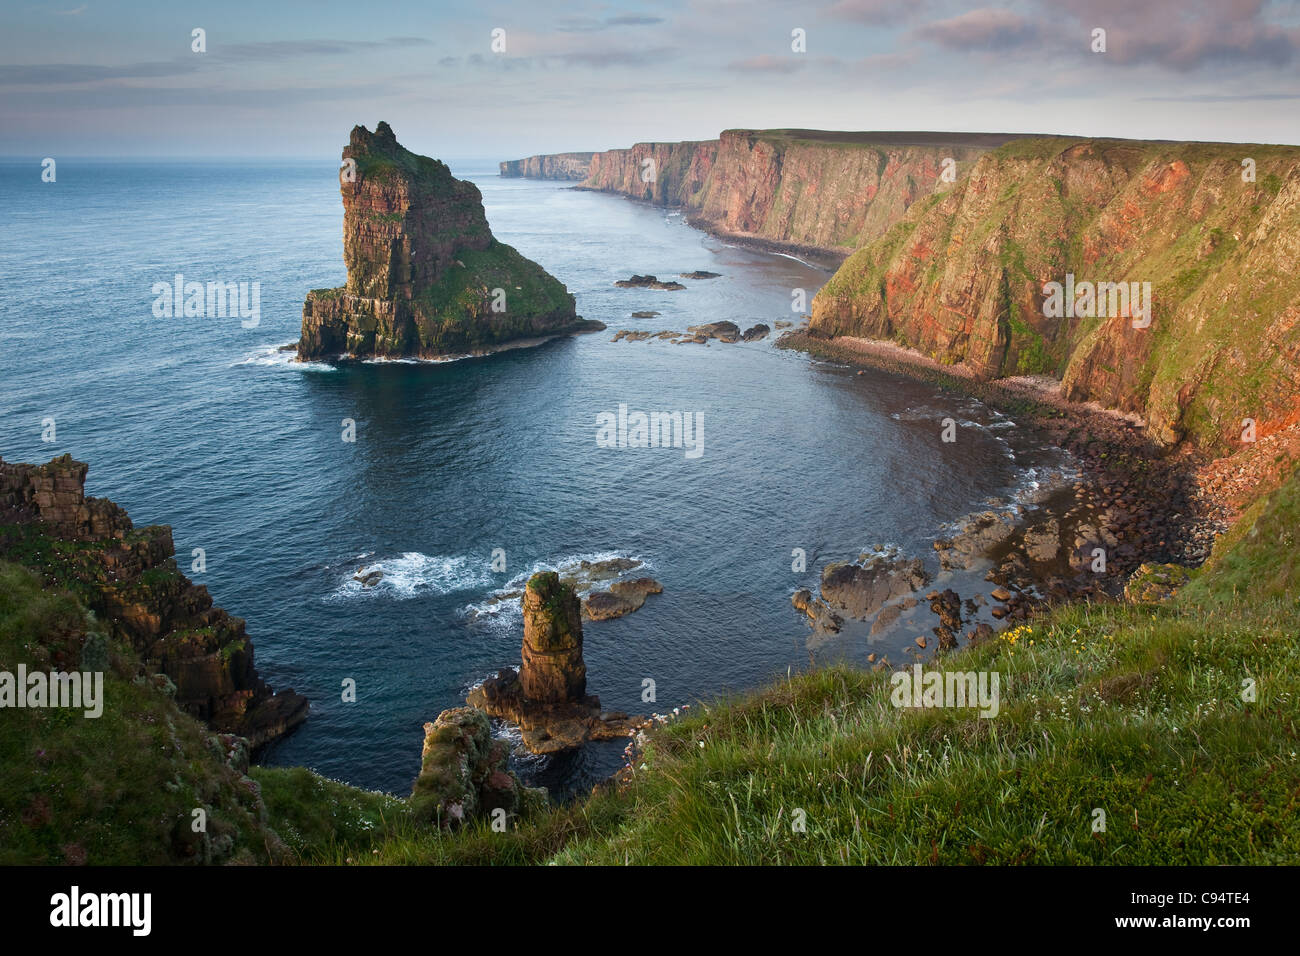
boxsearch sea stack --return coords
[299,122,603,361]
[519,571,586,702]
[466,572,637,753]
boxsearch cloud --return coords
[1035,0,1300,70]
[606,15,664,26]
[553,45,677,67]
[0,60,197,86]
[215,37,434,62]
[913,8,1041,51]
[555,14,666,32]
[827,0,926,25]
[1139,91,1300,102]
[726,54,807,73]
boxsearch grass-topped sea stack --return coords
[299,122,603,361]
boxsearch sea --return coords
[0,159,1071,796]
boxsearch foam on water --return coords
[327,551,498,601]
[238,342,337,372]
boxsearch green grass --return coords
[0,563,280,865]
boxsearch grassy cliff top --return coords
[735,129,1044,150]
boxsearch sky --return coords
[2,0,1299,161]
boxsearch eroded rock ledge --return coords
[0,455,307,748]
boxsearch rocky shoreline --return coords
[775,329,1234,656]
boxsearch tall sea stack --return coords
[520,571,586,702]
[299,122,602,361]
[465,571,636,753]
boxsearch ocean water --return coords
[0,160,1066,796]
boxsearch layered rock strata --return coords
[0,455,307,747]
[300,122,602,361]
[465,572,638,753]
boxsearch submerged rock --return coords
[934,511,1018,570]
[686,321,741,343]
[353,567,383,587]
[582,577,663,621]
[820,554,929,620]
[615,274,686,290]
[680,271,721,279]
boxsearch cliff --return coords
[809,136,1300,451]
[0,455,307,747]
[300,122,601,361]
[506,130,1028,259]
[499,152,594,180]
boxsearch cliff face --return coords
[300,123,600,361]
[567,130,1015,258]
[0,455,307,747]
[499,152,594,180]
[582,139,717,207]
[811,137,1300,450]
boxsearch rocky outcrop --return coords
[300,122,602,361]
[564,130,1023,259]
[811,136,1300,452]
[687,321,740,343]
[819,553,929,619]
[0,455,307,748]
[934,511,1019,570]
[583,577,662,621]
[410,707,547,828]
[467,572,638,753]
[615,274,685,290]
[499,152,594,180]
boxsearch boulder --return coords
[686,321,741,343]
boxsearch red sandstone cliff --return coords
[811,137,1300,450]
[546,129,1025,258]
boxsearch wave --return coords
[770,251,819,268]
[237,342,336,372]
[326,551,498,601]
